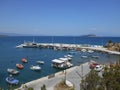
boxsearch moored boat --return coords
[81,55,88,58]
[51,59,73,69]
[16,64,24,69]
[22,58,28,63]
[16,40,38,48]
[91,56,99,59]
[30,65,41,71]
[36,61,44,64]
[6,75,19,85]
[64,54,73,58]
[7,68,19,75]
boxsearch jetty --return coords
[17,43,120,55]
[16,62,90,90]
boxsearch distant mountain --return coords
[0,32,18,36]
[0,32,29,36]
[80,34,97,37]
[0,34,8,37]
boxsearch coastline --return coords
[16,62,90,90]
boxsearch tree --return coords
[80,70,101,90]
[80,60,120,90]
[41,84,46,90]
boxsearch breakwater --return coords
[17,43,120,55]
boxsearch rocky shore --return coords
[104,40,120,52]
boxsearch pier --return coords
[17,42,120,55]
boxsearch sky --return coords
[0,0,120,36]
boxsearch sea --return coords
[0,36,120,89]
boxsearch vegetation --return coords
[104,40,120,52]
[41,84,46,90]
[80,60,120,90]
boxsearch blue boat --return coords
[6,76,19,85]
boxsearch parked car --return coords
[94,65,103,72]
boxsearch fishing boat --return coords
[6,75,19,85]
[16,64,24,69]
[22,58,28,63]
[30,65,41,71]
[16,40,38,48]
[7,68,19,75]
[51,59,73,69]
[36,61,44,64]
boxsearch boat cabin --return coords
[51,59,66,69]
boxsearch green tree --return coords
[80,70,101,90]
[41,84,46,90]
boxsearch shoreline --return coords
[16,62,90,90]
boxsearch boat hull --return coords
[6,77,19,85]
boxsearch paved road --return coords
[16,62,90,90]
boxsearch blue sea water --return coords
[0,36,120,89]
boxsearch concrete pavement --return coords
[16,62,90,90]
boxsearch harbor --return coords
[0,36,120,89]
[15,42,120,90]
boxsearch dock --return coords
[17,42,120,55]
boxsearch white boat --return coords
[51,59,73,69]
[88,50,94,53]
[64,55,72,61]
[7,68,19,75]
[91,56,99,59]
[16,40,38,48]
[81,55,88,58]
[36,61,44,64]
[81,49,87,52]
[66,62,73,67]
[59,58,69,62]
[64,54,73,58]
[51,59,65,68]
[30,65,41,71]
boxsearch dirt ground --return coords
[54,81,74,90]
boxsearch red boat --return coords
[22,58,28,63]
[16,64,24,69]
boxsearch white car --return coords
[94,65,103,72]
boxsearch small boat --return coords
[91,56,99,59]
[6,75,19,85]
[22,58,28,63]
[36,61,44,64]
[7,68,19,75]
[88,50,94,53]
[16,64,24,69]
[16,40,38,48]
[81,55,88,58]
[64,54,73,58]
[30,65,41,71]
